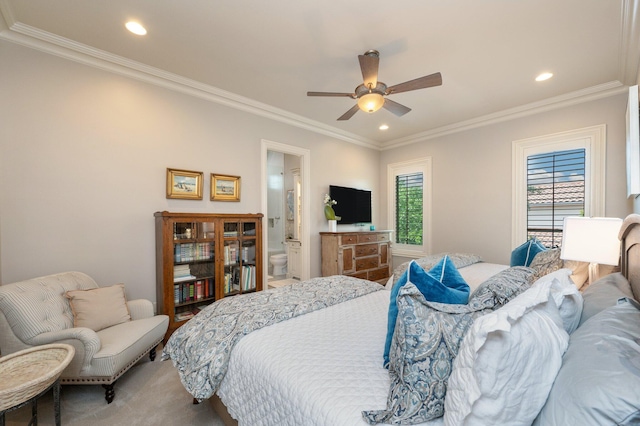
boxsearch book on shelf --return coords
[174,274,197,283]
[175,311,195,321]
[242,265,256,291]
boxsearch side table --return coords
[0,344,75,426]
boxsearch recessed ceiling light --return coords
[379,124,389,130]
[125,21,147,36]
[535,72,553,82]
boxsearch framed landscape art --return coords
[211,174,240,201]
[166,168,203,200]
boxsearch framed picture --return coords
[211,174,240,201]
[166,168,203,200]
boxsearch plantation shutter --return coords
[396,172,423,245]
[527,149,585,248]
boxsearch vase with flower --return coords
[323,194,340,232]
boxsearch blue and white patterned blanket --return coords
[161,275,382,400]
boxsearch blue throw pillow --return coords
[510,238,546,267]
[383,256,470,367]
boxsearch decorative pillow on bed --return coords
[470,266,537,306]
[66,284,131,332]
[510,238,546,267]
[532,268,583,334]
[444,280,570,426]
[579,272,635,327]
[383,257,470,367]
[533,298,640,426]
[562,259,590,289]
[529,248,563,279]
[363,266,535,425]
[391,253,482,287]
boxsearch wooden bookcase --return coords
[320,231,392,284]
[154,211,263,341]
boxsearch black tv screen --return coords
[329,185,372,224]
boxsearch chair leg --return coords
[149,346,157,361]
[102,383,115,404]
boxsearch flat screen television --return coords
[329,185,372,224]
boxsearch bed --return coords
[163,214,640,426]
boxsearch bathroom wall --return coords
[267,151,285,254]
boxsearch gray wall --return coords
[0,40,379,301]
[0,39,633,304]
[381,94,632,267]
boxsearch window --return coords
[512,125,606,249]
[388,158,432,257]
[396,172,423,245]
[527,149,585,248]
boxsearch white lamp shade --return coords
[560,217,623,265]
[357,93,384,113]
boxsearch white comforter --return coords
[217,289,443,426]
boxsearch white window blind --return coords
[527,149,585,248]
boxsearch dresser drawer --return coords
[355,243,378,257]
[357,234,379,243]
[348,271,368,280]
[377,233,390,242]
[340,234,358,244]
[368,267,390,282]
[356,256,379,271]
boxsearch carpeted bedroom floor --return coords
[4,352,225,426]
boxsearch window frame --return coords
[387,157,432,257]
[512,125,606,249]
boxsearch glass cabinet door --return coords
[172,220,215,321]
[223,222,241,296]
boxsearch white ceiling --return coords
[1,0,639,149]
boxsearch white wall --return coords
[0,40,380,301]
[381,94,633,266]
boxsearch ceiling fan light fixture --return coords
[357,92,384,113]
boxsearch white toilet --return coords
[270,253,288,276]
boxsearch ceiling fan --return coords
[307,50,442,121]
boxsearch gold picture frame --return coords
[211,174,240,201]
[166,168,203,200]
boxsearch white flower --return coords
[323,194,337,206]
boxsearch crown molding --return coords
[0,18,382,151]
[0,2,635,153]
[381,82,627,151]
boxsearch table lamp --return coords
[560,216,623,285]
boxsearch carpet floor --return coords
[4,354,225,426]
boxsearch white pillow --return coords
[444,281,569,426]
[532,268,583,334]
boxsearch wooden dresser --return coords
[320,231,392,284]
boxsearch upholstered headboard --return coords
[618,213,640,300]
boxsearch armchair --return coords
[0,271,169,403]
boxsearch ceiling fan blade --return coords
[307,91,354,97]
[383,98,411,117]
[358,51,379,89]
[337,104,360,121]
[386,72,442,94]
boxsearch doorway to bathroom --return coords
[261,140,310,288]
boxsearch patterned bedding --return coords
[161,275,382,401]
[217,288,442,426]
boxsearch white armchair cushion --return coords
[126,299,155,320]
[66,284,131,331]
[0,271,97,342]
